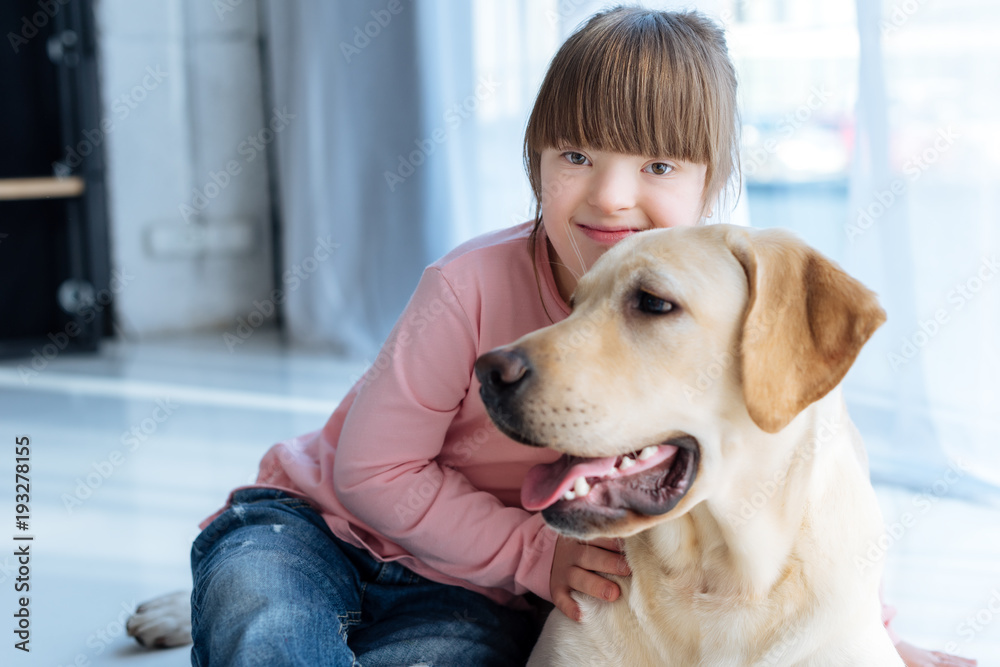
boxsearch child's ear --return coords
[725,227,886,433]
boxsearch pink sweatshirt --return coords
[206,220,901,641]
[208,221,567,606]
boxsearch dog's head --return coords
[475,224,885,539]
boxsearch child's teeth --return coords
[638,445,659,460]
[574,477,591,496]
[563,490,577,501]
[619,456,636,471]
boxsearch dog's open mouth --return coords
[521,436,699,518]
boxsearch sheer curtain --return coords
[266,0,998,493]
[262,0,560,359]
[263,0,434,359]
[845,0,1000,492]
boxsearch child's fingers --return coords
[586,536,625,554]
[566,564,620,602]
[898,644,978,667]
[552,586,581,622]
[578,541,631,576]
[931,653,976,666]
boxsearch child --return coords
[190,7,976,666]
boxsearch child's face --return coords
[540,147,708,303]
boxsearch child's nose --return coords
[587,166,638,214]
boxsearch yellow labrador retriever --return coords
[475,224,903,666]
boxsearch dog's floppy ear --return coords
[726,227,886,433]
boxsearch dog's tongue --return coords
[522,455,619,511]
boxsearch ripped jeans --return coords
[190,488,540,667]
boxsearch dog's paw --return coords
[126,590,193,648]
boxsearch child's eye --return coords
[563,151,590,166]
[645,162,674,176]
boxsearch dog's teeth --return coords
[638,445,659,460]
[574,477,591,497]
[563,490,577,501]
[619,456,636,471]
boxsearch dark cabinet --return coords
[0,0,110,359]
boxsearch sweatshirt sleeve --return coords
[333,266,558,601]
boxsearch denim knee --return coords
[190,491,361,666]
[189,489,541,666]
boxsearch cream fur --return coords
[486,225,902,666]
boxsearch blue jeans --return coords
[190,488,542,666]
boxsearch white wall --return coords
[94,0,274,337]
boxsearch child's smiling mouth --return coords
[575,224,645,245]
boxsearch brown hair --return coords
[524,6,740,263]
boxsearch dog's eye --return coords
[637,291,675,315]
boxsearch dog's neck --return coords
[624,387,881,602]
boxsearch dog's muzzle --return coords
[476,347,701,538]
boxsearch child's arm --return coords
[883,594,978,665]
[333,266,558,601]
[882,597,902,646]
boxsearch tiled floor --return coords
[0,331,997,665]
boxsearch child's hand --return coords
[896,641,977,666]
[550,535,631,622]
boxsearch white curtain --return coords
[844,0,999,492]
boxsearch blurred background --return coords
[1,0,998,664]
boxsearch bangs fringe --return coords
[524,7,739,212]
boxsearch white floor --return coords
[0,331,997,665]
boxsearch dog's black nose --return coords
[475,348,532,398]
